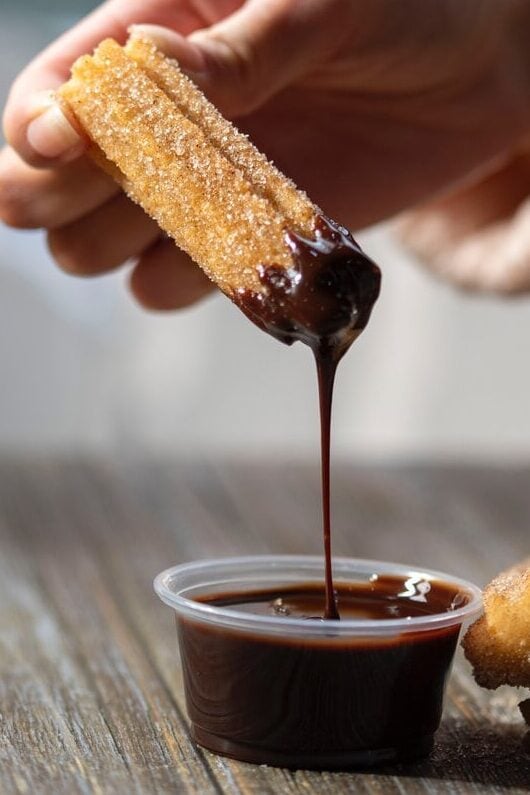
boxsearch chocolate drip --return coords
[235,215,381,619]
[235,214,381,356]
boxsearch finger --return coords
[128,23,206,72]
[414,200,530,295]
[134,1,355,117]
[130,238,214,310]
[3,0,234,167]
[397,144,530,293]
[0,145,119,229]
[48,193,161,276]
[399,148,530,244]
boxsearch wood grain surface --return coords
[0,457,528,794]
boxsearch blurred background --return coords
[2,0,530,462]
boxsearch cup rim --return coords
[154,554,483,637]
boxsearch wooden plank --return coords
[0,460,220,795]
[0,458,528,794]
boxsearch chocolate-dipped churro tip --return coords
[235,215,381,358]
[59,34,380,352]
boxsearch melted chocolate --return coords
[198,575,462,620]
[235,214,381,355]
[235,215,381,617]
[178,576,466,768]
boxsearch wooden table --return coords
[1,457,528,794]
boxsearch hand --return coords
[397,137,530,294]
[1,0,529,309]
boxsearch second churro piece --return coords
[462,558,530,689]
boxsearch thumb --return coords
[2,0,229,168]
[138,0,352,117]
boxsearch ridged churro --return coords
[462,558,530,689]
[59,35,316,297]
[59,35,381,352]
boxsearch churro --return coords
[59,35,316,296]
[462,558,530,689]
[58,35,380,351]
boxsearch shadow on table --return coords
[385,720,530,788]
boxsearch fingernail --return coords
[27,104,81,159]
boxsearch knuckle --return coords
[202,38,263,116]
[489,273,530,296]
[0,170,39,229]
[129,276,162,311]
[47,228,99,275]
[131,291,163,311]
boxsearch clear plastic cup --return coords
[154,555,482,770]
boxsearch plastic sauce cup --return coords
[154,555,482,769]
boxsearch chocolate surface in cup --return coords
[177,575,465,768]
[235,216,382,618]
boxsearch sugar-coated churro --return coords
[462,558,530,689]
[59,35,316,298]
[58,35,381,352]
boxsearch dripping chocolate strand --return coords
[235,215,381,619]
[316,347,340,619]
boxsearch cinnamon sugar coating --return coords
[462,558,530,689]
[58,36,318,297]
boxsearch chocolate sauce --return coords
[235,215,381,617]
[178,576,467,768]
[198,575,461,619]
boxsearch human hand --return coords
[1,0,529,308]
[397,138,530,295]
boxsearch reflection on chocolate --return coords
[235,215,382,618]
[201,575,460,619]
